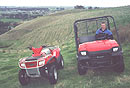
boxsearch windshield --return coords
[74,17,118,41]
[76,18,109,37]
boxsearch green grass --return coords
[0,40,130,88]
[0,40,13,48]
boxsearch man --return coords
[95,22,113,40]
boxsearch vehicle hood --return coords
[25,56,42,61]
[19,56,43,63]
[79,40,119,52]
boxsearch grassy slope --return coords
[0,6,130,88]
[0,6,130,49]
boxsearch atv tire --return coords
[48,65,58,84]
[58,54,64,69]
[113,56,125,73]
[19,69,30,86]
[78,62,86,75]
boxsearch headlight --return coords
[80,51,87,56]
[39,60,45,66]
[21,63,25,67]
[113,47,119,52]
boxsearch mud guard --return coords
[46,56,58,65]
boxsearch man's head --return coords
[101,22,107,31]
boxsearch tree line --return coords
[74,5,100,9]
[0,21,20,35]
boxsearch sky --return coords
[0,0,130,7]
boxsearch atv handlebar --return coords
[27,45,46,50]
[42,45,47,48]
[27,46,32,50]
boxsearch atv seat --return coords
[79,35,95,44]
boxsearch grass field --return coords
[0,6,130,88]
[0,40,130,88]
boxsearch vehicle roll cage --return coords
[74,16,122,54]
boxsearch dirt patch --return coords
[119,75,130,83]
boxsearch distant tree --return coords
[0,21,10,34]
[88,6,93,10]
[74,5,85,9]
[0,21,20,35]
[94,7,100,9]
[56,8,64,11]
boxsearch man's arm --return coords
[107,30,113,39]
[96,29,100,34]
[95,34,99,40]
[95,29,100,40]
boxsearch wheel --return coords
[48,65,58,84]
[78,61,86,75]
[58,54,64,69]
[18,69,30,86]
[113,56,125,73]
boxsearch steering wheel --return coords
[96,33,108,40]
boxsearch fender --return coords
[57,53,61,63]
[46,56,57,65]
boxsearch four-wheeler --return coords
[74,16,125,75]
[18,46,64,85]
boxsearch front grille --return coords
[90,53,111,59]
[88,50,111,59]
[88,51,112,67]
[25,61,37,68]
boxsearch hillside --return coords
[0,6,130,49]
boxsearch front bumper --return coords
[80,61,120,69]
[77,51,122,69]
[25,66,48,77]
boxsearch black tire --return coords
[78,61,86,75]
[113,56,125,73]
[18,69,30,86]
[48,65,58,84]
[58,54,64,69]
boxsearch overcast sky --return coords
[0,0,130,7]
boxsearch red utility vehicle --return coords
[74,16,125,75]
[18,46,64,85]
